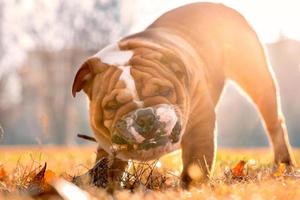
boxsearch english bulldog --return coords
[72,2,295,186]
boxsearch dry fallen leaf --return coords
[27,163,47,196]
[274,163,286,177]
[231,160,246,178]
[26,163,58,196]
[32,163,47,183]
[0,166,7,181]
[45,170,57,183]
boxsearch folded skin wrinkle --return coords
[94,43,144,108]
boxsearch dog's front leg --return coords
[180,108,216,188]
[96,147,128,185]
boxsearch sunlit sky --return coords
[133,0,300,43]
[2,0,298,78]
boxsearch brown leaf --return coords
[27,163,52,196]
[0,166,7,181]
[274,163,286,177]
[32,163,47,183]
[44,170,57,183]
[231,160,246,178]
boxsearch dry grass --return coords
[1,146,300,199]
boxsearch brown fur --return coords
[73,2,295,187]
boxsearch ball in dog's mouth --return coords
[111,104,182,152]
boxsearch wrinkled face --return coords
[72,43,187,160]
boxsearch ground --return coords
[0,146,300,199]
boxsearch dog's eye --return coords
[104,99,120,110]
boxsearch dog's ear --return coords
[72,57,108,97]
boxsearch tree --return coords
[0,0,134,144]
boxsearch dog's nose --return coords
[112,104,180,147]
[133,108,157,136]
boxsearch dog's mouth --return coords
[110,104,182,152]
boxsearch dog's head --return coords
[72,41,189,160]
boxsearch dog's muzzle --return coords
[111,104,182,151]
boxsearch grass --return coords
[0,146,300,199]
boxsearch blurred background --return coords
[0,0,299,147]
